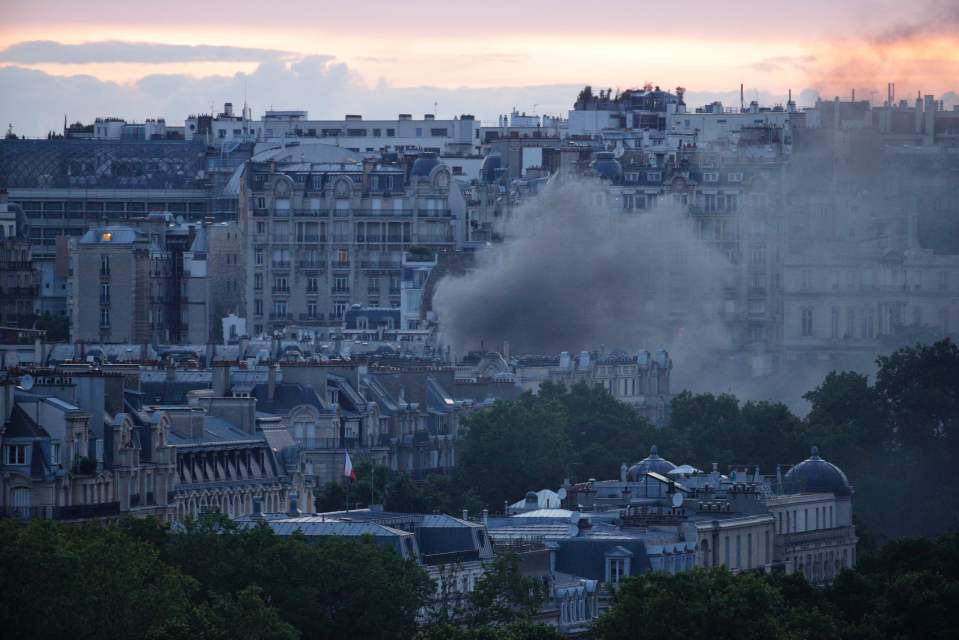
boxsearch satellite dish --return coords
[671,492,684,508]
[19,374,34,391]
[557,487,567,501]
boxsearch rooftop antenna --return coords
[740,83,744,112]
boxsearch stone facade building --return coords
[237,145,458,336]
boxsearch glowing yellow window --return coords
[101,232,112,242]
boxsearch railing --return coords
[271,261,291,269]
[360,260,402,269]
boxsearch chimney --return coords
[502,341,510,360]
[462,509,469,521]
[165,359,176,381]
[482,508,489,526]
[212,361,229,397]
[267,364,277,401]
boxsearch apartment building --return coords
[238,144,458,336]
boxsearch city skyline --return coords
[1,0,957,135]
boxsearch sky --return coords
[1,0,957,136]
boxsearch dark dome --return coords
[589,152,622,182]
[626,445,676,480]
[411,153,439,177]
[784,447,852,497]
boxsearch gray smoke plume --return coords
[433,178,735,376]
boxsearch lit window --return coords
[101,232,112,242]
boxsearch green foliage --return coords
[35,312,70,342]
[467,552,547,627]
[0,519,203,640]
[456,392,571,508]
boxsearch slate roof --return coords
[4,403,52,439]
[251,382,333,416]
[553,537,654,580]
[0,138,208,189]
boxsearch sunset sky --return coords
[1,0,957,136]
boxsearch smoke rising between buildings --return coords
[433,178,735,372]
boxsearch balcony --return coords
[272,287,291,294]
[271,261,291,269]
[297,260,326,269]
[298,234,321,243]
[271,234,293,243]
[269,312,294,321]
[332,287,350,294]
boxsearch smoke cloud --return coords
[433,178,735,373]
[804,0,959,101]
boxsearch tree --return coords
[594,568,790,640]
[0,519,204,640]
[467,552,546,628]
[35,312,70,342]
[456,394,571,508]
[875,339,959,456]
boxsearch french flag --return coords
[344,451,356,481]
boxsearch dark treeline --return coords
[0,515,562,640]
[324,339,955,544]
[596,534,959,640]
[1,516,956,639]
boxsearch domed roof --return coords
[589,152,622,182]
[626,445,677,480]
[784,447,852,497]
[411,153,439,177]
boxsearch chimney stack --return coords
[267,363,277,401]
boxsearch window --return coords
[254,299,263,316]
[430,128,449,137]
[99,254,110,275]
[386,128,395,137]
[622,193,633,210]
[307,302,318,318]
[256,221,266,234]
[100,283,110,304]
[801,307,814,337]
[728,172,744,182]
[307,276,319,293]
[5,444,27,465]
[99,308,110,328]
[255,251,264,266]
[724,536,730,566]
[830,307,840,338]
[254,273,263,290]
[703,172,719,182]
[333,302,347,318]
[51,443,61,465]
[415,127,423,137]
[333,276,349,293]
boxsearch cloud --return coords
[0,57,581,136]
[0,40,301,64]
